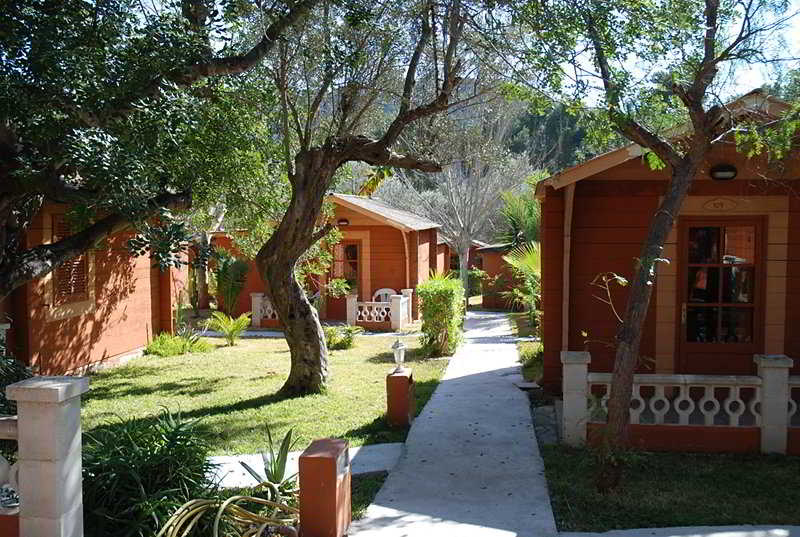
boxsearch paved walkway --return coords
[210,443,403,488]
[564,527,800,537]
[350,310,556,537]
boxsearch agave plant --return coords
[206,311,251,346]
[240,427,299,496]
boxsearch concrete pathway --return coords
[563,527,800,537]
[210,443,403,488]
[349,310,557,537]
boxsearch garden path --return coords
[349,310,557,537]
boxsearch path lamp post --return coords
[386,339,415,427]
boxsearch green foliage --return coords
[0,336,32,460]
[214,249,250,316]
[467,268,487,297]
[239,426,299,495]
[502,242,541,328]
[497,188,541,247]
[83,409,216,537]
[417,277,465,356]
[206,311,251,346]
[519,342,543,383]
[326,278,351,299]
[323,325,365,350]
[145,333,211,357]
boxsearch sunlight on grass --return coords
[82,336,446,455]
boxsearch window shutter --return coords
[52,215,89,305]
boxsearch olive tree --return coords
[0,0,318,300]
[253,0,481,395]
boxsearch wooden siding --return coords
[540,188,564,392]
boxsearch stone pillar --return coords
[401,289,413,322]
[346,294,358,326]
[561,351,591,447]
[250,293,263,327]
[754,354,793,454]
[390,295,404,330]
[8,376,90,537]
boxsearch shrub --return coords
[83,409,216,537]
[519,342,543,383]
[145,333,211,357]
[417,275,465,356]
[214,249,250,316]
[206,311,251,346]
[323,325,364,350]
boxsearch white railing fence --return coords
[0,376,89,537]
[250,293,279,327]
[562,351,796,454]
[347,289,413,331]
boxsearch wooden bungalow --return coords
[0,203,188,374]
[537,89,800,454]
[476,243,515,310]
[220,193,441,332]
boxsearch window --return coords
[685,225,756,344]
[332,242,359,290]
[51,215,89,305]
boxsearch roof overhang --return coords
[330,194,438,232]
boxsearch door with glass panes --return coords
[677,218,764,374]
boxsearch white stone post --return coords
[346,294,358,326]
[401,289,413,322]
[561,351,591,447]
[7,376,90,537]
[390,295,404,331]
[250,293,263,327]
[754,354,793,454]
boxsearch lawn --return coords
[82,335,447,455]
[542,444,800,531]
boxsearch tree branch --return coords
[0,190,190,299]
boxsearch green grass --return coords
[83,336,447,455]
[352,472,388,520]
[518,341,542,382]
[541,444,800,532]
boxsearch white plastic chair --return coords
[372,288,397,302]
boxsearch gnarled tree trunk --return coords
[255,149,335,396]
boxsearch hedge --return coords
[417,276,465,356]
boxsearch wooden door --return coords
[326,241,361,320]
[676,217,765,374]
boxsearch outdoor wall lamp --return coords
[337,218,350,226]
[392,338,407,372]
[710,164,737,181]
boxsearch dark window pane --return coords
[688,267,719,303]
[722,266,754,303]
[723,226,755,264]
[687,307,718,343]
[720,307,753,343]
[689,227,720,263]
[345,244,358,260]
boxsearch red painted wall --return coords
[481,250,515,310]
[4,204,186,374]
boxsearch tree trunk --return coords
[457,240,471,297]
[596,161,699,492]
[197,232,210,309]
[255,150,333,396]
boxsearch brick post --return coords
[561,351,591,447]
[346,294,357,326]
[8,376,90,537]
[390,295,404,330]
[299,438,351,537]
[754,354,793,454]
[250,293,263,327]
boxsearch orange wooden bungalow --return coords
[218,193,442,331]
[538,89,800,455]
[0,203,187,375]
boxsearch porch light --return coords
[392,338,406,372]
[710,164,737,181]
[337,218,350,226]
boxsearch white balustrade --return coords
[562,351,797,453]
[346,293,411,330]
[356,302,392,323]
[250,293,278,327]
[587,373,762,427]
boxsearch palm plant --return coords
[206,311,251,346]
[214,250,249,316]
[497,191,540,247]
[502,242,541,327]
